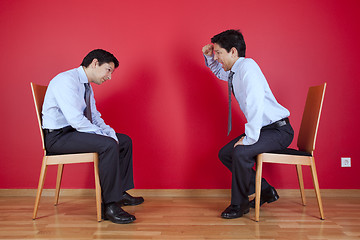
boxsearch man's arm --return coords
[202,44,229,81]
[91,99,118,143]
[50,77,104,135]
[234,60,266,146]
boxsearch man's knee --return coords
[232,146,256,164]
[218,146,229,163]
[99,136,119,152]
[116,133,132,148]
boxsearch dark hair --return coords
[81,49,119,68]
[211,29,246,57]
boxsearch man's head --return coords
[81,49,119,85]
[211,30,246,71]
[211,29,246,57]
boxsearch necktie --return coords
[227,71,235,136]
[84,83,92,123]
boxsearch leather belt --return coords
[43,126,72,134]
[263,118,289,129]
[44,128,59,134]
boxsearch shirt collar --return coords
[76,66,89,84]
[230,57,245,73]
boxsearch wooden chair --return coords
[30,82,102,222]
[254,83,326,222]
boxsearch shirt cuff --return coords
[241,136,252,146]
[204,54,214,66]
[109,132,118,142]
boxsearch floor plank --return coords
[0,193,359,239]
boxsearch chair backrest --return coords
[297,83,326,153]
[30,82,48,151]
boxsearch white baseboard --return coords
[0,189,360,197]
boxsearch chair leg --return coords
[54,164,64,206]
[310,158,325,220]
[255,155,263,222]
[33,157,48,220]
[296,164,306,206]
[93,155,102,222]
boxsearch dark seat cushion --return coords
[268,148,312,157]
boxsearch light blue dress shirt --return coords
[204,55,290,145]
[42,66,118,142]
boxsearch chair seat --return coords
[270,148,312,156]
[46,151,91,156]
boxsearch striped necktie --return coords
[84,83,92,123]
[227,71,235,135]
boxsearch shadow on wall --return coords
[86,43,291,189]
[95,49,238,188]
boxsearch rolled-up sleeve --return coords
[204,55,229,81]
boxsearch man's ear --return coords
[90,58,99,68]
[230,47,238,58]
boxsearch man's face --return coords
[90,61,115,85]
[213,43,237,71]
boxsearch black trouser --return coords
[218,120,294,205]
[44,126,134,204]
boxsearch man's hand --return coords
[202,44,214,57]
[234,136,245,147]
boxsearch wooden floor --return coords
[0,191,360,239]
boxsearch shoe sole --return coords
[102,201,144,219]
[221,208,250,219]
[105,215,136,224]
[108,218,135,224]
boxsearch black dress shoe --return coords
[104,202,136,224]
[118,192,144,206]
[249,186,279,208]
[221,204,250,219]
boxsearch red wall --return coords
[1,0,359,189]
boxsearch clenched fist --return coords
[202,44,214,57]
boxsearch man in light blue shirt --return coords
[203,30,294,219]
[42,49,144,224]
